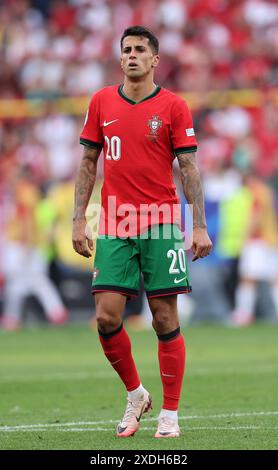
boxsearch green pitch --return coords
[0,323,277,450]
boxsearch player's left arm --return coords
[177,152,212,261]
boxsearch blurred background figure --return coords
[0,166,69,330]
[232,173,278,325]
[0,0,277,328]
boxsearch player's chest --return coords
[99,102,171,144]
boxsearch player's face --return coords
[121,36,159,79]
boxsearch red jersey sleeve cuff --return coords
[80,137,103,149]
[174,145,197,156]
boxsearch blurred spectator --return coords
[232,173,278,325]
[0,0,278,98]
[46,175,102,271]
[34,110,78,180]
[0,167,69,330]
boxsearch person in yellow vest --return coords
[47,177,103,270]
[232,173,278,325]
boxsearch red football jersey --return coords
[80,85,197,236]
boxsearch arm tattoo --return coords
[73,146,101,221]
[177,152,207,229]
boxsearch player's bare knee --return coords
[152,310,176,334]
[96,312,120,333]
[95,300,121,333]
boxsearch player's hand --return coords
[72,218,94,258]
[192,226,212,262]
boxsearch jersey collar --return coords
[118,84,161,105]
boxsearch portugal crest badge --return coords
[92,267,99,282]
[147,115,162,135]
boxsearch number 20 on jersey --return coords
[105,136,121,161]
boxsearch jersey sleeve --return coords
[80,93,103,149]
[170,98,198,156]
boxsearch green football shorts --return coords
[92,224,192,299]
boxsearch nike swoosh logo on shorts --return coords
[174,276,186,284]
[103,119,118,127]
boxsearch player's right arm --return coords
[72,145,101,258]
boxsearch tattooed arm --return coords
[72,146,101,258]
[177,152,212,261]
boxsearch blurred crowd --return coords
[1,0,278,97]
[0,0,278,329]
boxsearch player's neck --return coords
[122,79,157,103]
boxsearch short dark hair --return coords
[120,26,159,54]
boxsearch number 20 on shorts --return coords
[167,249,187,274]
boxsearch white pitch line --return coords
[2,425,278,434]
[1,411,278,433]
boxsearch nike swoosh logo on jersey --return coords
[174,276,187,284]
[103,119,118,127]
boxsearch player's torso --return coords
[98,86,174,169]
[95,86,181,233]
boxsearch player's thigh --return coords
[140,224,191,297]
[92,236,140,295]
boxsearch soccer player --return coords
[72,26,212,438]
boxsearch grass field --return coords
[0,323,278,450]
